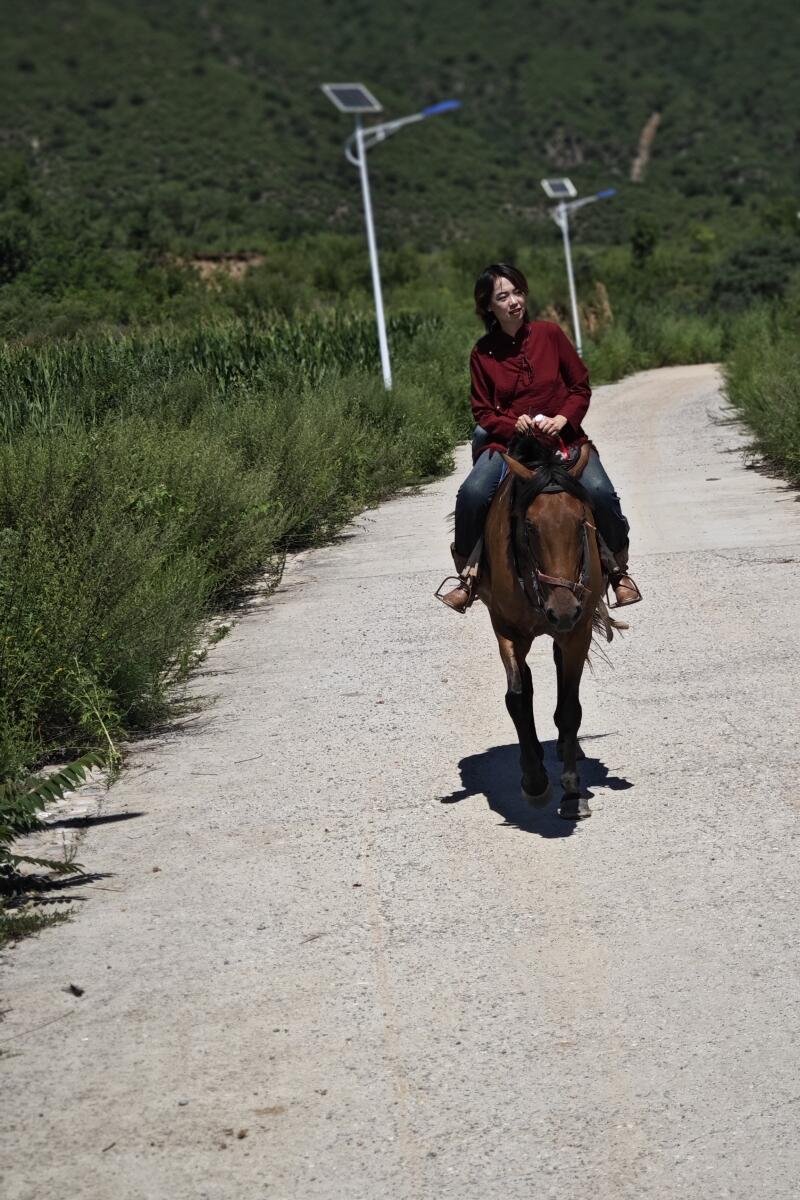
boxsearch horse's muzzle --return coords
[545,602,583,632]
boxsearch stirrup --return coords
[608,574,643,609]
[434,574,474,613]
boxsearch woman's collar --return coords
[494,319,530,344]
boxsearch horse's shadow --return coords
[439,737,633,838]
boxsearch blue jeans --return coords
[579,448,630,554]
[454,427,630,557]
[454,443,506,557]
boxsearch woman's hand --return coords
[534,414,568,437]
[514,414,536,434]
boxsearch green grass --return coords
[0,904,71,950]
[723,308,800,484]
[585,310,725,382]
[0,313,470,778]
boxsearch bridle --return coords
[517,506,595,611]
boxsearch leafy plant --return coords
[0,752,103,874]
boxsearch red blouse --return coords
[470,319,591,454]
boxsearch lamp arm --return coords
[564,189,618,215]
[345,111,429,164]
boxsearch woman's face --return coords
[489,276,526,329]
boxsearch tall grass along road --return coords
[2,364,799,1199]
[0,313,469,785]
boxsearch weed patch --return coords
[723,308,800,483]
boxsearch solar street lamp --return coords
[540,178,617,357]
[322,83,462,389]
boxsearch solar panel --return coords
[540,178,577,200]
[321,83,383,114]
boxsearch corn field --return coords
[0,312,441,439]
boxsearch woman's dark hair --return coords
[474,263,530,332]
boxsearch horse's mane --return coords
[508,434,589,517]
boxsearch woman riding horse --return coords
[438,263,641,613]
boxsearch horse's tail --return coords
[592,596,629,644]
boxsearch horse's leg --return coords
[553,634,592,819]
[496,633,550,806]
[553,643,586,763]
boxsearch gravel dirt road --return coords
[2,363,799,1200]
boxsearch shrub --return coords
[710,238,800,311]
[0,211,33,284]
[584,323,643,382]
[630,216,658,268]
[631,308,724,365]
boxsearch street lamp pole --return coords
[353,115,392,389]
[555,201,582,356]
[323,85,461,390]
[541,179,617,357]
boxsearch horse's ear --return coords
[502,454,535,481]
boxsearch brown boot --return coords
[610,547,642,607]
[434,544,477,613]
[438,577,474,612]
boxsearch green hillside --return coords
[2,0,799,259]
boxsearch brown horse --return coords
[476,434,618,819]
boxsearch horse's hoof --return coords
[522,780,552,808]
[558,796,591,820]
